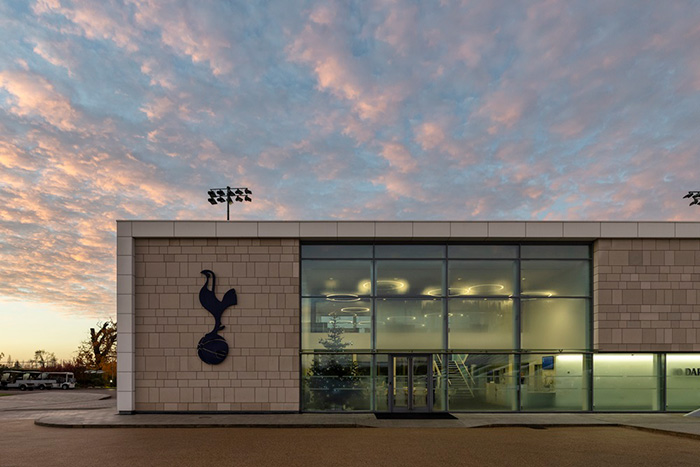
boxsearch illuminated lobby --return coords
[116,221,700,413]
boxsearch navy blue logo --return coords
[198,270,237,365]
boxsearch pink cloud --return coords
[288,9,410,123]
[0,70,79,131]
[380,142,417,173]
[477,89,531,130]
[413,121,473,163]
[374,2,419,56]
[132,1,236,76]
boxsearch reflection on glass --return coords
[520,354,587,411]
[393,356,410,410]
[593,354,661,411]
[301,298,371,351]
[448,261,516,296]
[412,356,430,409]
[521,245,589,259]
[376,299,443,350]
[447,354,516,411]
[521,260,589,297]
[302,354,372,411]
[433,354,447,411]
[375,260,443,296]
[666,354,700,411]
[448,245,518,259]
[449,299,514,350]
[301,260,371,296]
[521,299,588,350]
[375,244,445,259]
[375,355,390,411]
[302,244,373,259]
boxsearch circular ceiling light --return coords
[466,284,505,295]
[361,279,406,292]
[524,291,555,297]
[340,306,370,313]
[326,294,361,302]
[426,287,471,296]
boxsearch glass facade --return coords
[300,243,698,412]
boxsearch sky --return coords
[1,0,700,362]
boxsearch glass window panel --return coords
[593,354,661,411]
[375,354,390,411]
[448,260,516,296]
[448,245,517,259]
[447,354,516,411]
[375,299,444,350]
[521,260,590,297]
[520,354,588,411]
[302,354,372,411]
[521,245,590,259]
[412,356,430,409]
[448,299,514,350]
[375,244,445,259]
[302,244,372,259]
[432,354,447,411]
[375,260,443,296]
[301,298,371,351]
[666,354,700,411]
[301,260,371,296]
[521,299,589,351]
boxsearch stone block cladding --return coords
[133,238,299,412]
[594,239,700,351]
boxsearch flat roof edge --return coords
[116,220,700,240]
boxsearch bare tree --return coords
[78,320,117,370]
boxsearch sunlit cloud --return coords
[0,0,699,334]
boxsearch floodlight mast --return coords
[206,186,253,220]
[683,191,700,206]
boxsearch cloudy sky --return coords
[1,0,700,361]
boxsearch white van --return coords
[44,372,76,389]
[0,371,36,391]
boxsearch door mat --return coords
[375,413,458,420]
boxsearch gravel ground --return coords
[1,421,699,467]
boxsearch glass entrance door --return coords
[389,354,433,412]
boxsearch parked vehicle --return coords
[44,372,76,389]
[0,370,36,391]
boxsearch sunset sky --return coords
[1,0,700,362]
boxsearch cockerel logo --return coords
[197,270,237,365]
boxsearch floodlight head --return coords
[244,188,252,194]
[208,190,216,197]
[216,197,225,203]
[691,199,699,206]
[208,198,217,205]
[216,190,225,197]
[244,195,252,202]
[235,196,243,202]
[234,189,243,195]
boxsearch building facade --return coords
[116,221,700,414]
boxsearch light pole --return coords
[207,186,252,220]
[683,191,700,206]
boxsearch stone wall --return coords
[594,239,700,351]
[133,238,299,411]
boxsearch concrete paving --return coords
[32,410,700,438]
[3,390,700,439]
[0,389,113,411]
[6,420,700,467]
